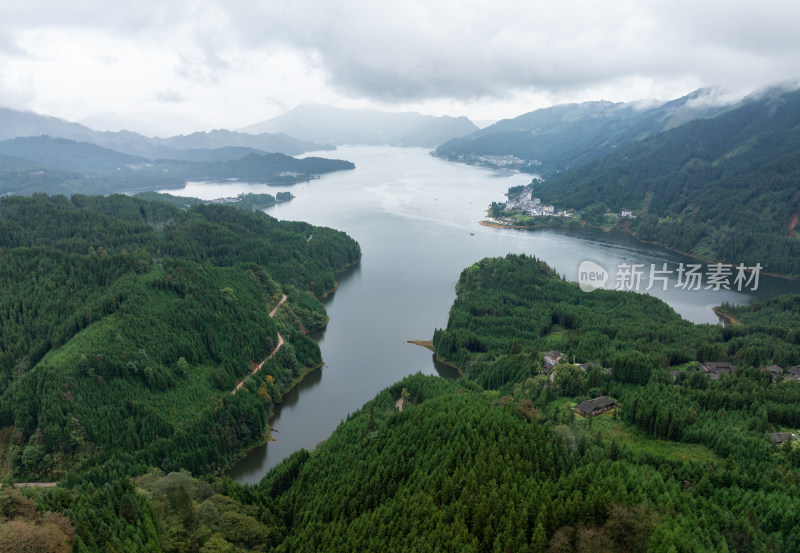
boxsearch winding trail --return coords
[232,294,287,394]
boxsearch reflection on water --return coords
[432,354,461,379]
[165,146,800,485]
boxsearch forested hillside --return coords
[433,254,800,386]
[7,254,800,552]
[434,88,728,175]
[0,136,355,196]
[254,255,800,552]
[528,87,800,275]
[135,191,295,212]
[0,194,360,482]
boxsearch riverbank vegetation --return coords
[7,231,800,550]
[0,194,360,484]
[498,88,800,276]
[135,191,295,212]
[203,255,800,552]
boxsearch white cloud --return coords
[1,0,799,129]
[155,90,186,104]
[0,74,35,111]
[224,1,800,99]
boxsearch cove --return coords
[163,146,800,485]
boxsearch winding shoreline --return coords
[223,259,360,476]
[480,219,798,281]
[406,340,464,377]
[712,307,740,326]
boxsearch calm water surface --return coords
[164,146,800,484]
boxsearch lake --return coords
[163,145,800,485]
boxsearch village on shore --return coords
[486,183,633,226]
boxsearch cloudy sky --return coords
[1,0,799,134]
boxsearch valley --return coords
[3,93,800,553]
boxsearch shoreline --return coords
[433,354,463,376]
[406,340,464,377]
[406,339,433,350]
[712,307,740,326]
[319,283,339,299]
[222,261,358,476]
[479,220,551,231]
[222,358,326,476]
[480,219,798,281]
[319,256,362,299]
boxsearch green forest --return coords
[0,194,360,486]
[0,136,355,196]
[134,192,295,212]
[433,89,727,176]
[7,254,800,552]
[516,88,800,276]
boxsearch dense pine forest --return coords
[134,192,295,212]
[497,87,800,276]
[5,94,800,548]
[8,254,800,552]
[258,256,800,552]
[0,194,360,487]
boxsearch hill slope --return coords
[0,194,360,480]
[254,256,800,552]
[0,106,331,159]
[0,136,355,195]
[434,89,730,176]
[12,254,800,553]
[0,136,149,172]
[530,86,800,275]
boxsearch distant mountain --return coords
[0,136,354,196]
[157,129,332,156]
[243,104,478,147]
[79,110,210,137]
[0,107,332,160]
[0,107,101,143]
[0,136,148,173]
[153,146,266,163]
[196,152,354,183]
[532,86,800,275]
[434,89,732,176]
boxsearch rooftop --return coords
[575,396,615,414]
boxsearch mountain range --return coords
[0,107,332,159]
[243,103,479,147]
[0,136,355,196]
[434,88,735,176]
[528,86,800,275]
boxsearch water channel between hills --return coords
[163,145,800,485]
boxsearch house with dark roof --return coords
[575,396,616,417]
[787,366,800,382]
[672,365,707,381]
[701,361,737,380]
[543,351,563,366]
[760,365,784,380]
[769,432,797,444]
